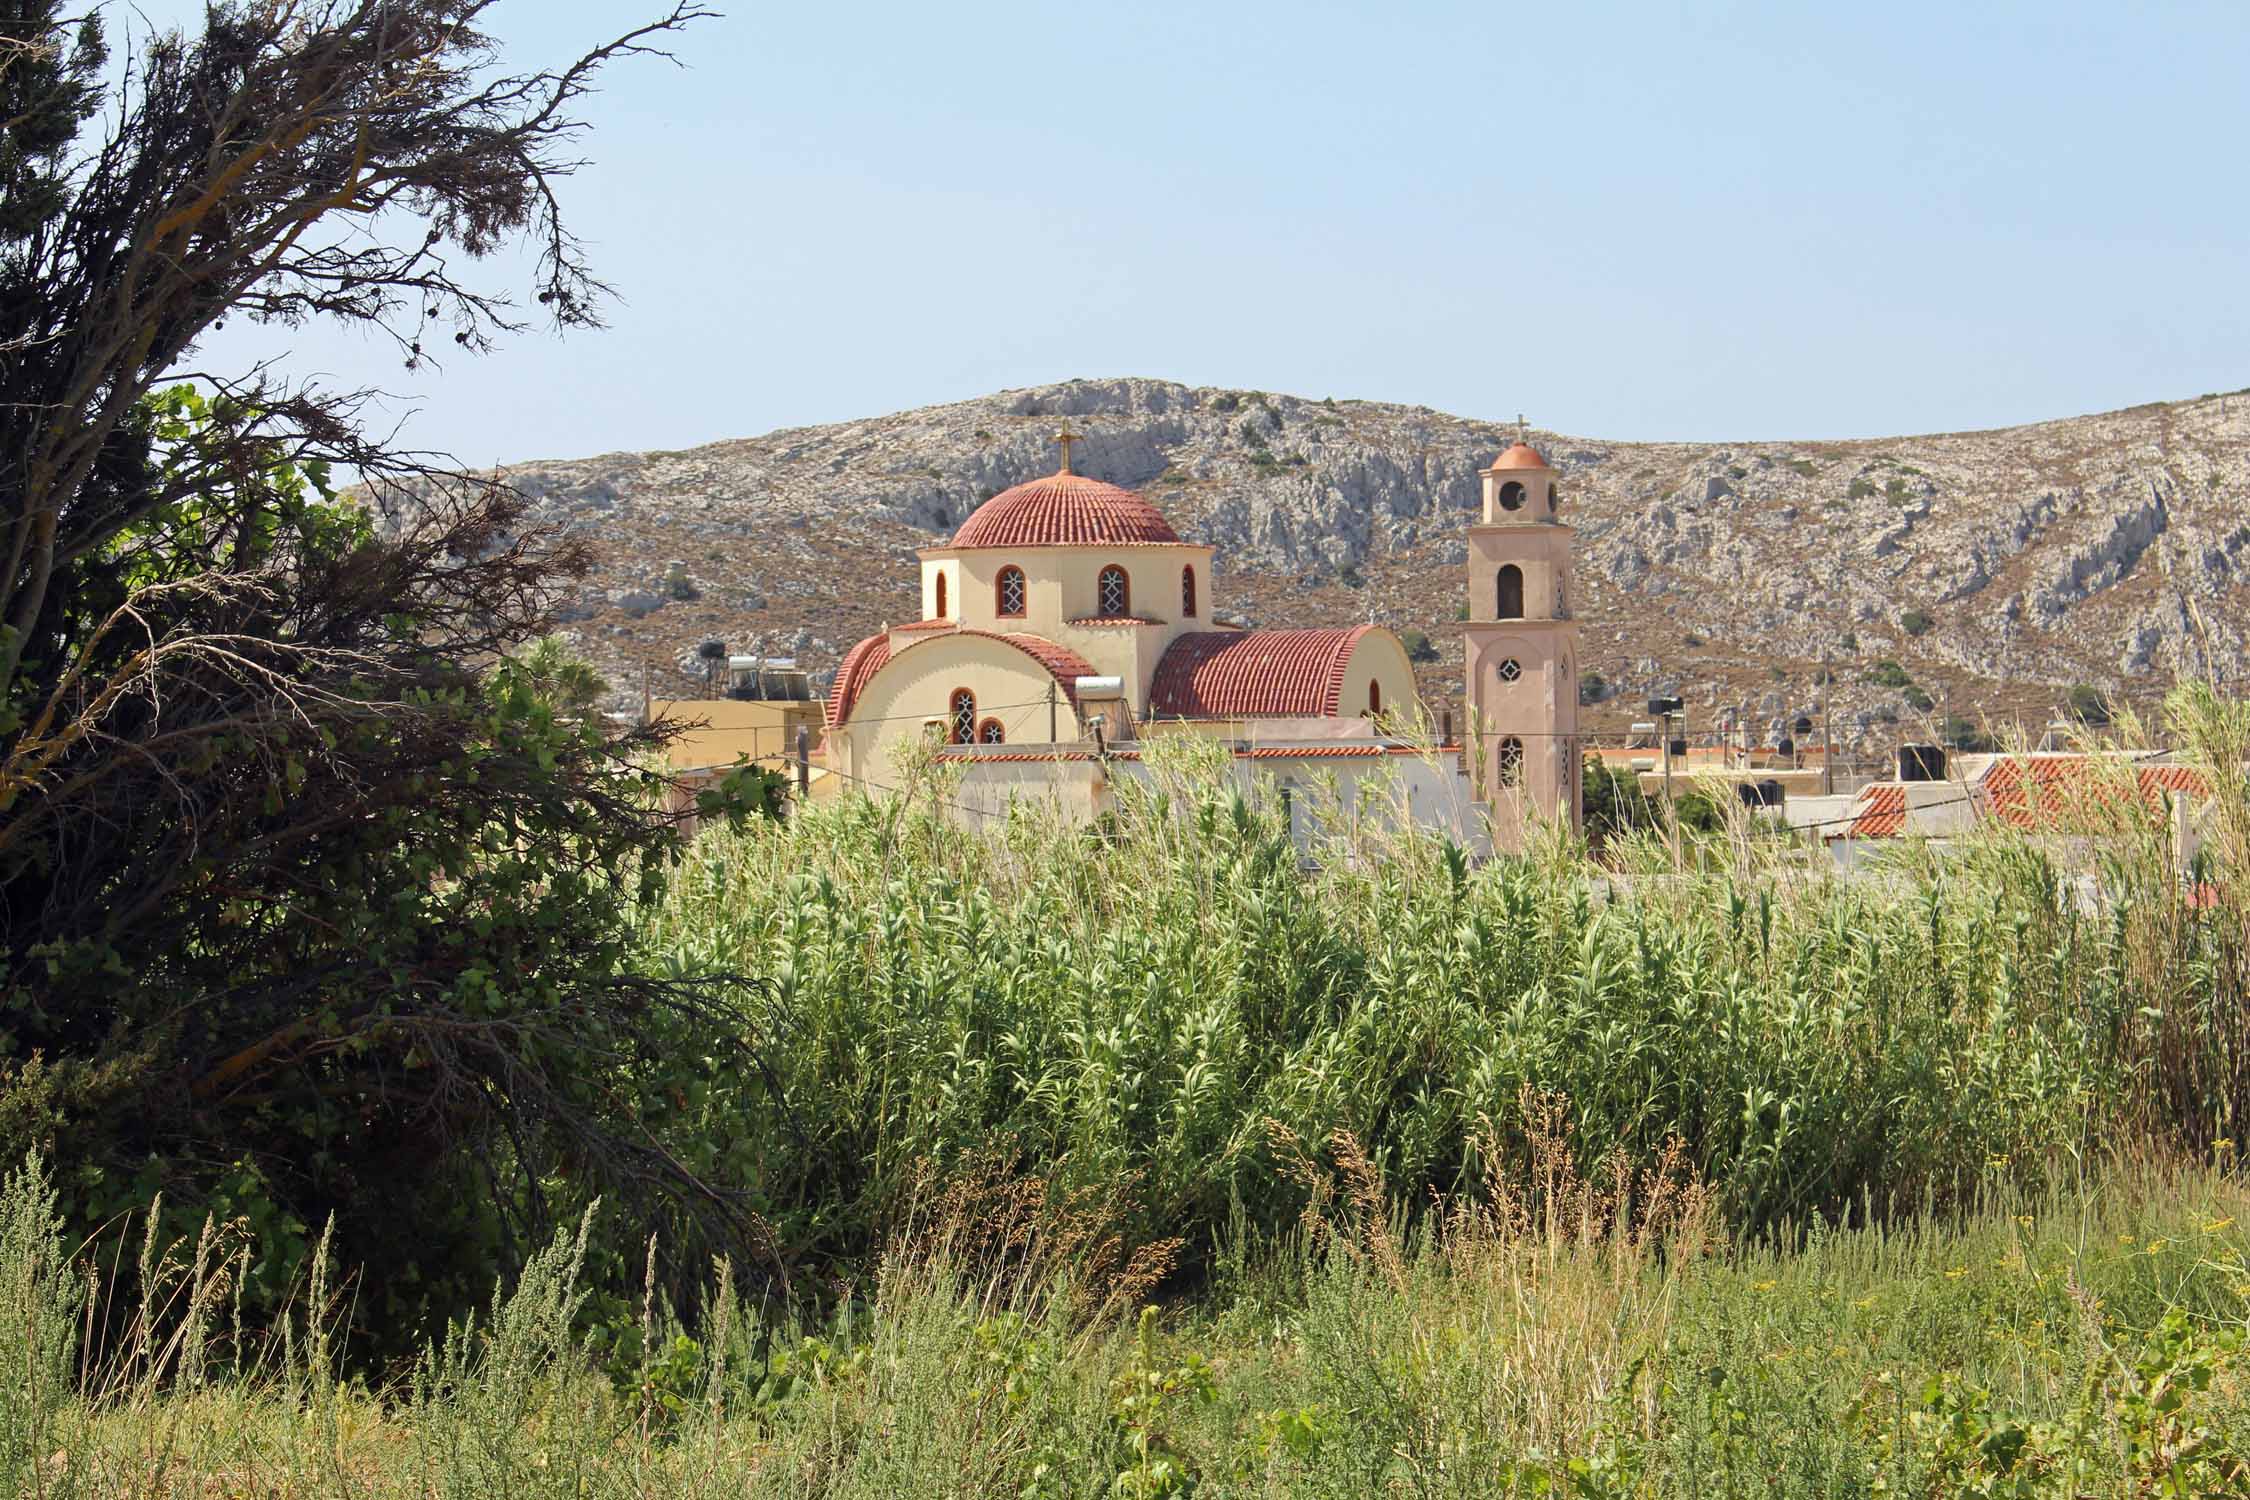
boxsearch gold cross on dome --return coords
[1054,427,1081,474]
[1517,414,1528,444]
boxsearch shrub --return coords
[1867,659,1912,689]
[1399,629,1440,664]
[1847,478,1878,500]
[1579,668,1610,704]
[2069,683,2113,726]
[1902,684,1934,712]
[1899,608,1934,637]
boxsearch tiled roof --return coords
[1148,627,1374,719]
[1066,615,1164,627]
[1848,783,1907,838]
[1978,757,2210,830]
[825,633,892,727]
[950,470,1182,548]
[1487,442,1551,471]
[892,618,956,633]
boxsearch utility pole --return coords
[794,725,811,806]
[1047,677,1058,743]
[1820,657,1834,795]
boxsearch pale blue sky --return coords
[149,0,2250,464]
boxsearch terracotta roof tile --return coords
[1977,757,2210,830]
[1848,782,1907,839]
[826,633,891,727]
[950,471,1182,548]
[1148,627,1374,719]
[1066,615,1164,627]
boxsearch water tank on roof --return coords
[1898,744,1947,782]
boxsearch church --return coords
[821,429,1580,850]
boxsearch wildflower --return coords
[1752,1279,1777,1293]
[2015,1214,2034,1228]
[1945,1267,1967,1279]
[2206,1217,2235,1234]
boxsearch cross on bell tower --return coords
[1462,426,1581,848]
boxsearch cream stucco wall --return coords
[826,634,1084,793]
[932,748,1490,858]
[918,543,1215,712]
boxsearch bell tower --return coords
[1463,429,1580,848]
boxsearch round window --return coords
[1497,658,1522,683]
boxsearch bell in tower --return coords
[1462,424,1581,848]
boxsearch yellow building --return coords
[823,434,1420,794]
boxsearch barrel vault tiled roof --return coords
[1148,626,1374,719]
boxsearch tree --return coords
[1399,628,1440,664]
[1581,754,1656,847]
[0,1,755,1351]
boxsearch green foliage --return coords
[1581,754,1654,843]
[1943,714,2001,753]
[1903,684,1935,712]
[1868,658,1913,688]
[2069,683,2114,726]
[1399,628,1440,664]
[1848,478,1878,500]
[1579,667,1610,703]
[1900,608,1934,637]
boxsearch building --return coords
[1463,439,1580,846]
[822,432,1423,800]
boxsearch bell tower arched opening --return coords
[1496,564,1524,620]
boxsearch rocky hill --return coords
[499,376,2250,756]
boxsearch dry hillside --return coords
[492,377,2250,755]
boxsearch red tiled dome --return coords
[1149,627,1374,719]
[1487,442,1551,471]
[951,471,1182,548]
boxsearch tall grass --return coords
[640,685,2250,1277]
[11,1142,2250,1496]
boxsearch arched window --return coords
[1498,735,1524,787]
[949,688,976,745]
[1496,564,1524,620]
[996,565,1026,618]
[1547,483,1560,514]
[934,572,948,619]
[1098,564,1130,617]
[1498,481,1526,512]
[1368,678,1382,716]
[977,717,1005,744]
[1181,566,1197,618]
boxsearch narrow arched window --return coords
[1098,565,1130,617]
[977,717,1005,744]
[1497,564,1524,620]
[1499,735,1524,787]
[949,688,975,745]
[1368,679,1382,716]
[935,572,949,619]
[1181,566,1197,618]
[996,565,1026,618]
